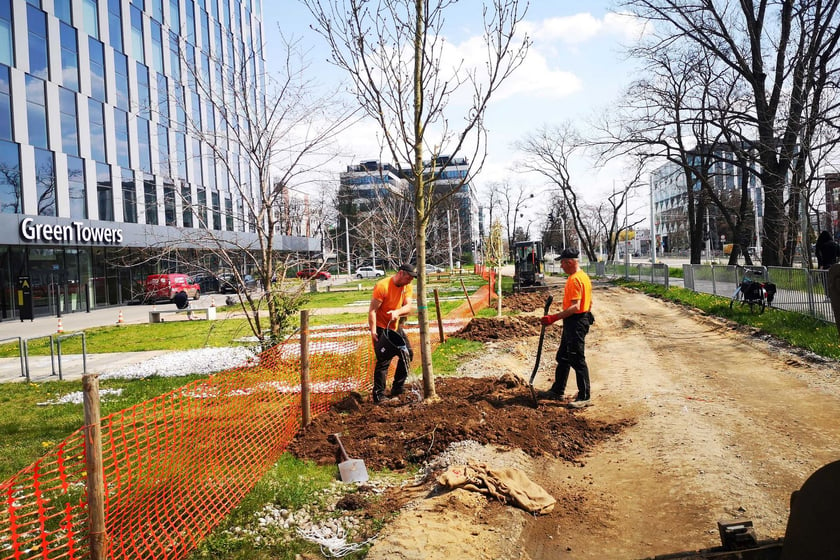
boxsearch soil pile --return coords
[450,316,540,342]
[503,291,558,313]
[288,373,632,472]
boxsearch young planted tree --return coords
[305,0,530,400]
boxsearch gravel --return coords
[99,347,259,380]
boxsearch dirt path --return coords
[367,284,840,559]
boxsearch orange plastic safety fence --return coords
[0,325,376,560]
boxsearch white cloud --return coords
[525,11,648,45]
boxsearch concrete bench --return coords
[148,306,217,323]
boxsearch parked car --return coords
[144,274,201,303]
[296,268,331,280]
[191,273,220,293]
[355,266,385,279]
[425,264,444,274]
[218,273,256,294]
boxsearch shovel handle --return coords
[332,433,351,462]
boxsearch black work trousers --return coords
[550,312,592,400]
[373,325,413,402]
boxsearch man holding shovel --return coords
[369,263,417,404]
[539,248,595,408]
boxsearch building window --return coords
[131,5,144,63]
[122,167,136,222]
[156,72,168,125]
[200,8,209,53]
[180,181,191,227]
[0,0,12,67]
[0,64,10,141]
[175,131,186,179]
[88,98,106,162]
[67,155,86,219]
[136,61,150,117]
[168,30,180,82]
[169,0,180,34]
[196,186,205,228]
[96,162,113,220]
[114,52,129,110]
[34,148,55,216]
[59,87,79,156]
[89,38,106,102]
[157,123,169,177]
[25,75,48,149]
[114,108,130,167]
[144,175,158,225]
[27,5,48,79]
[0,139,20,213]
[59,23,79,92]
[211,189,220,229]
[185,0,195,44]
[83,0,99,39]
[163,181,175,226]
[225,196,232,231]
[174,84,185,130]
[55,0,72,23]
[150,20,163,73]
[108,0,123,52]
[191,137,202,183]
[137,117,151,172]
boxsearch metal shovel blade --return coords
[338,458,369,483]
[332,433,369,483]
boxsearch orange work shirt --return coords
[563,268,592,313]
[372,276,413,329]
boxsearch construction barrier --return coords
[0,325,376,560]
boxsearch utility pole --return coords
[345,217,351,276]
[650,180,657,264]
[447,210,454,270]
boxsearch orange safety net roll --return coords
[0,325,375,560]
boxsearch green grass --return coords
[0,374,209,479]
[618,279,840,360]
[427,336,485,376]
[189,453,404,560]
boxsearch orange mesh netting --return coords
[0,310,476,560]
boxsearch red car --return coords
[296,268,331,280]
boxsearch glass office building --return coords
[0,0,317,319]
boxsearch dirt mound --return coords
[503,291,557,313]
[288,374,632,472]
[451,316,540,342]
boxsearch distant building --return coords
[337,157,475,268]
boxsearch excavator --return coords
[513,240,549,293]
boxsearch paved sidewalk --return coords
[0,350,173,384]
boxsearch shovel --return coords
[528,294,554,406]
[332,433,369,483]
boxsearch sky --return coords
[259,1,649,223]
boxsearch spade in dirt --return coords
[528,294,554,405]
[331,433,369,483]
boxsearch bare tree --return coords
[174,33,358,343]
[619,0,840,267]
[517,123,643,262]
[305,0,530,400]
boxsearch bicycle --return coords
[730,267,776,313]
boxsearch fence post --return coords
[300,310,311,427]
[460,279,475,317]
[433,289,445,343]
[82,374,107,560]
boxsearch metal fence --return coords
[578,261,671,289]
[681,264,835,323]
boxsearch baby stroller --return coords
[730,267,776,314]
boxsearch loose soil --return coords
[288,281,840,559]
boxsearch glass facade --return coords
[0,0,273,319]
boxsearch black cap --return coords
[556,248,580,260]
[398,263,417,277]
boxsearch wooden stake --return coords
[300,310,311,427]
[82,375,107,560]
[433,289,445,343]
[460,279,476,317]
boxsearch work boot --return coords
[567,399,592,409]
[536,390,563,400]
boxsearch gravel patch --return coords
[99,347,259,380]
